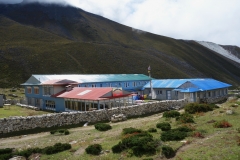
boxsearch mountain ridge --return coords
[0,3,240,88]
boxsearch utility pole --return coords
[148,65,152,99]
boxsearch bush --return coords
[50,129,70,135]
[0,148,13,154]
[85,144,102,155]
[213,120,232,128]
[161,130,187,141]
[50,130,57,134]
[64,130,70,135]
[58,129,65,133]
[184,103,216,114]
[163,110,180,118]
[160,126,193,141]
[17,148,42,158]
[122,127,142,135]
[156,122,171,131]
[112,130,159,157]
[162,146,175,158]
[112,142,124,153]
[94,123,112,131]
[43,143,71,155]
[148,128,157,132]
[176,113,194,123]
[0,153,13,160]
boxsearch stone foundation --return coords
[0,99,187,134]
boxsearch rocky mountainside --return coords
[0,2,240,87]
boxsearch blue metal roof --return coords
[143,79,191,89]
[143,78,231,92]
[189,79,231,90]
[22,74,151,85]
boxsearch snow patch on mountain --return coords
[196,41,240,64]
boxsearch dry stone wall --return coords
[0,99,187,134]
[200,96,228,104]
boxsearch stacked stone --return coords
[0,99,187,134]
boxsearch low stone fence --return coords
[0,99,187,134]
[200,95,228,104]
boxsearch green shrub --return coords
[0,148,13,154]
[162,146,175,158]
[50,130,57,134]
[112,130,159,156]
[184,103,216,114]
[122,127,142,135]
[64,130,70,135]
[148,128,157,132]
[94,123,112,131]
[58,129,65,133]
[0,153,13,160]
[163,110,180,118]
[50,129,70,135]
[160,126,192,141]
[161,130,187,141]
[176,126,194,132]
[112,142,124,153]
[85,144,102,155]
[156,122,171,131]
[213,120,232,128]
[17,148,41,158]
[176,113,194,123]
[43,143,71,155]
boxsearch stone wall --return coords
[200,95,228,104]
[0,99,187,134]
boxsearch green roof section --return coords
[22,74,151,85]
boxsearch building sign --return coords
[112,88,123,97]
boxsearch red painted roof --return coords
[56,87,130,100]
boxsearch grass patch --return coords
[0,105,49,119]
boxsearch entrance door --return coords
[190,93,196,102]
[40,99,43,110]
[167,91,171,100]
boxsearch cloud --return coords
[2,0,240,46]
[0,0,22,4]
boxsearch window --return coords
[157,90,162,95]
[133,82,136,87]
[175,91,178,96]
[45,100,55,109]
[208,92,211,97]
[34,87,39,94]
[119,83,121,87]
[27,87,32,94]
[43,86,53,95]
[100,84,102,87]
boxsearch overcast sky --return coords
[1,0,240,47]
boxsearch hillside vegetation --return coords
[0,3,240,87]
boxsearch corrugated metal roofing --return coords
[41,79,78,85]
[143,78,231,91]
[56,87,131,100]
[143,79,192,89]
[22,74,150,85]
[189,79,231,90]
[57,87,113,100]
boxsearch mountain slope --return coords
[0,2,240,87]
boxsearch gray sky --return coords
[1,0,240,47]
